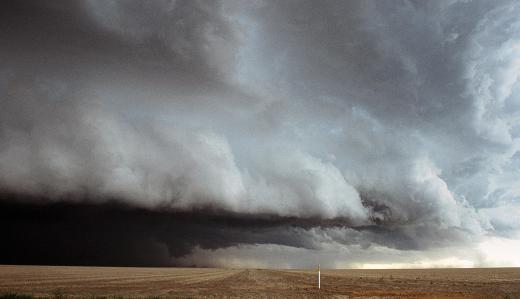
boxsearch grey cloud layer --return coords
[1,0,520,263]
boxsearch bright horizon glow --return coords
[478,237,520,267]
[353,258,476,270]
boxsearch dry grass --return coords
[1,265,520,298]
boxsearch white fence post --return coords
[318,264,321,289]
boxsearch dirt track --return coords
[1,265,520,298]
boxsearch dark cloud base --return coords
[0,193,360,267]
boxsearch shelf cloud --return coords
[1,0,520,267]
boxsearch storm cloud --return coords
[1,0,520,267]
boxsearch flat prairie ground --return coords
[1,265,520,298]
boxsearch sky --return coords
[1,0,520,268]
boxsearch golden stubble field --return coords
[1,265,519,298]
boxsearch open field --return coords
[1,265,520,298]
